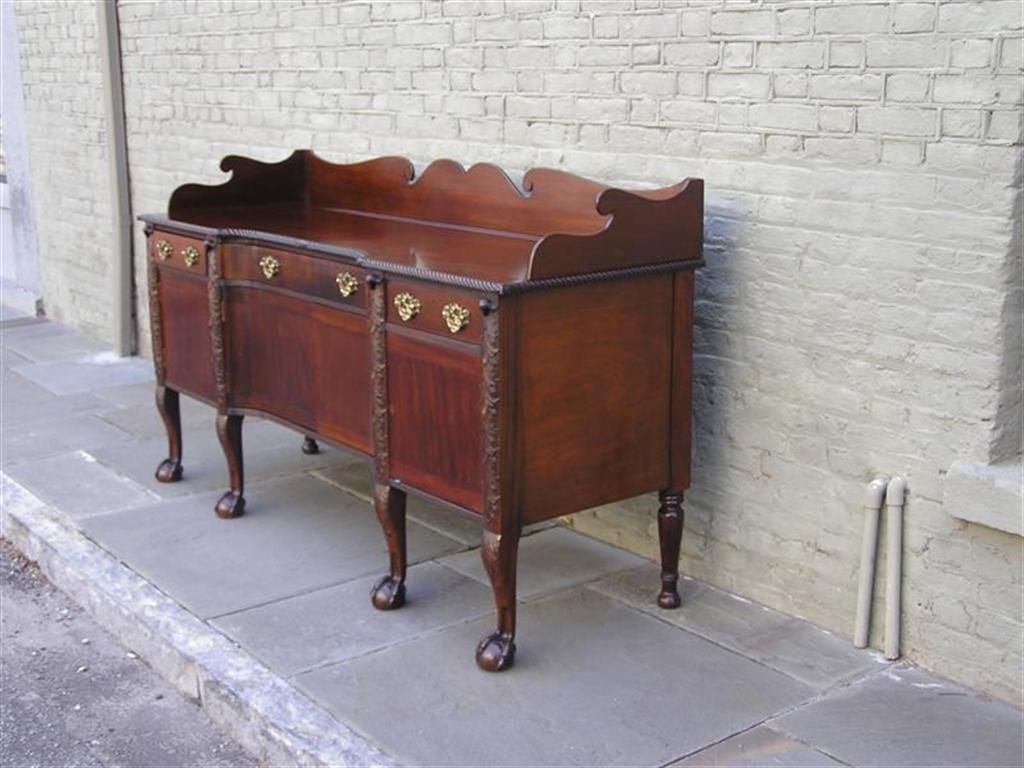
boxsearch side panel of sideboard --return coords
[516,273,675,524]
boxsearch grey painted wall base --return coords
[0,473,397,768]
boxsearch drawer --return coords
[150,230,207,275]
[385,278,483,343]
[221,245,367,310]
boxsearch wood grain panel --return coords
[158,268,214,400]
[387,331,483,512]
[225,287,371,452]
[517,274,674,523]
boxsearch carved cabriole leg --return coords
[475,297,521,672]
[477,526,520,671]
[154,385,183,482]
[215,413,245,518]
[366,273,410,610]
[146,225,183,484]
[657,490,684,609]
[301,436,320,454]
[206,241,244,519]
[370,483,407,609]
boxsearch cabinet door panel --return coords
[225,287,371,452]
[387,331,483,513]
[159,269,215,401]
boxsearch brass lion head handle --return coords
[393,292,421,322]
[155,239,173,260]
[258,255,280,280]
[336,272,359,298]
[441,303,470,334]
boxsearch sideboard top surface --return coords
[140,150,703,290]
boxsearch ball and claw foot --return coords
[155,459,183,483]
[215,491,246,519]
[476,631,516,672]
[370,575,406,610]
[657,578,681,609]
[301,437,320,455]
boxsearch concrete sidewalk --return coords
[2,309,1022,767]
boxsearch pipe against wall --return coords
[884,476,907,660]
[97,0,134,356]
[854,477,888,648]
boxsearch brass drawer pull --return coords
[336,272,359,298]
[155,239,173,260]
[441,303,470,334]
[394,292,421,322]
[182,246,200,268]
[259,255,280,280]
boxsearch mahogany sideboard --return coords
[140,151,703,671]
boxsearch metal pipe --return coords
[97,0,134,355]
[854,477,888,648]
[884,476,907,660]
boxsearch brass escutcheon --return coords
[393,292,421,322]
[259,255,280,280]
[182,246,200,268]
[155,239,173,260]
[336,272,359,298]
[441,303,470,334]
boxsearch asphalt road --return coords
[0,538,254,768]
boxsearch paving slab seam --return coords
[658,719,854,768]
[582,577,893,690]
[284,596,496,680]
[0,471,399,768]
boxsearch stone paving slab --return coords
[440,525,646,601]
[86,419,345,500]
[95,396,216,441]
[2,411,134,466]
[13,355,154,395]
[771,666,1024,768]
[3,327,107,363]
[79,473,467,619]
[297,588,812,767]
[213,561,494,678]
[1,388,107,428]
[4,449,160,519]
[670,725,843,767]
[591,565,883,689]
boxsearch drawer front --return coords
[221,244,366,311]
[150,230,207,275]
[385,278,483,343]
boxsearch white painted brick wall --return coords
[12,0,112,338]
[14,0,1023,703]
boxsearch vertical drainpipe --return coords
[97,0,134,356]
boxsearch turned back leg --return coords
[301,436,320,454]
[370,484,407,610]
[214,413,245,518]
[657,490,684,609]
[154,385,183,482]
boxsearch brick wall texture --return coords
[12,0,1023,702]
